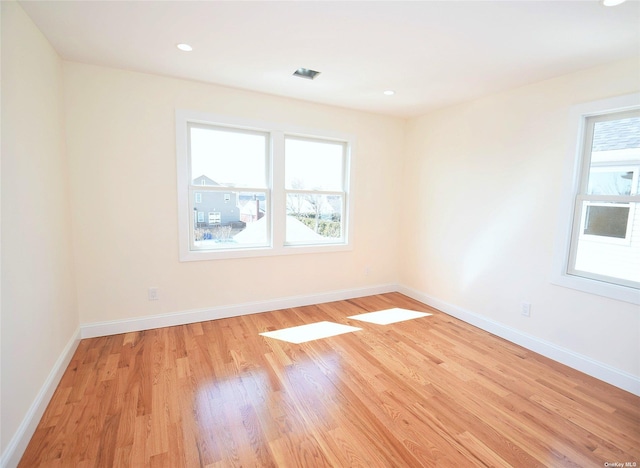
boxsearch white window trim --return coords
[551,93,640,305]
[176,109,354,261]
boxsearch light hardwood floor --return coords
[19,293,640,467]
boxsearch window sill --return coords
[550,271,640,305]
[179,242,353,262]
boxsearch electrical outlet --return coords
[521,301,531,317]
[148,287,159,301]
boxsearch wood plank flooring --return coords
[19,293,640,467]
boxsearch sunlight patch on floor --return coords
[260,321,362,344]
[348,308,432,325]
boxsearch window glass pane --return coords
[285,138,344,190]
[582,203,630,238]
[574,202,639,284]
[286,193,343,244]
[591,117,640,153]
[190,126,267,188]
[193,191,268,249]
[588,117,640,195]
[587,169,634,196]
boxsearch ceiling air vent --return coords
[293,68,321,80]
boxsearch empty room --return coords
[2,0,639,466]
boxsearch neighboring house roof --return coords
[193,174,219,185]
[592,117,640,152]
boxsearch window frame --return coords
[552,93,640,304]
[176,109,354,261]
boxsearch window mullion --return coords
[285,189,345,196]
[272,131,285,249]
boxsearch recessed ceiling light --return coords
[383,90,395,96]
[293,68,321,80]
[602,0,626,6]
[176,43,193,52]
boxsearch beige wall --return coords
[62,62,405,325]
[400,58,640,377]
[1,1,78,454]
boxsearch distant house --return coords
[239,197,266,224]
[192,175,242,228]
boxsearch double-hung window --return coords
[554,94,640,303]
[285,136,347,245]
[176,110,353,260]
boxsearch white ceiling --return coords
[19,0,640,118]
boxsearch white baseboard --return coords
[80,283,398,339]
[1,328,81,468]
[398,284,640,397]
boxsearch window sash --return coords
[188,187,271,251]
[284,135,347,192]
[187,122,270,190]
